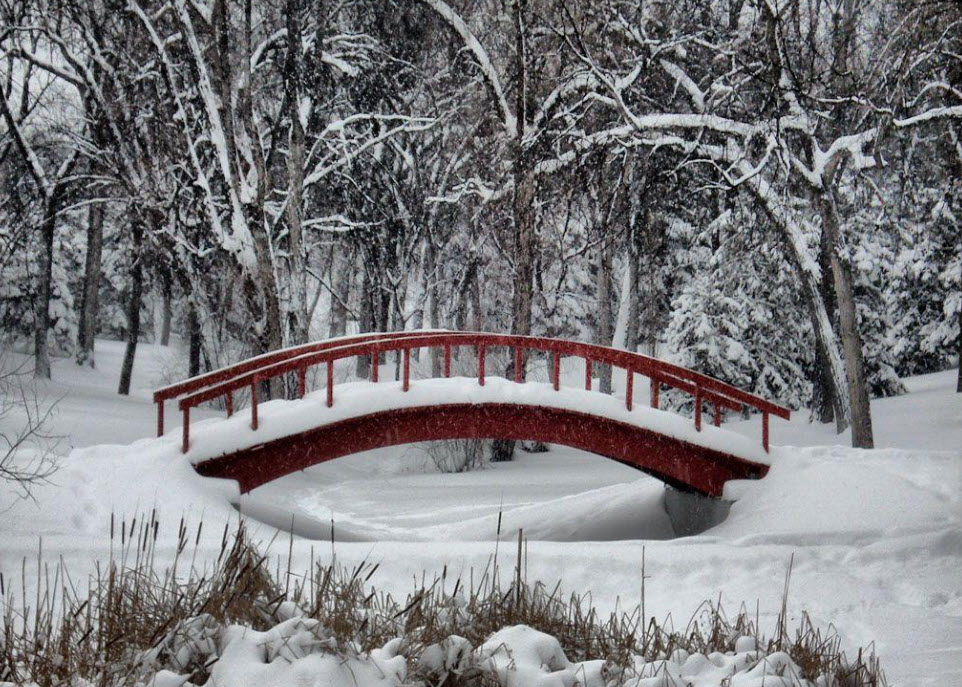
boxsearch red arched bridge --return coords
[154,331,790,498]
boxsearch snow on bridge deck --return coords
[178,376,778,496]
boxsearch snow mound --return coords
[124,616,834,687]
[138,614,406,687]
[478,625,606,687]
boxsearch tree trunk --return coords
[356,269,373,378]
[818,191,873,448]
[596,232,614,393]
[425,242,442,377]
[33,199,57,379]
[160,270,173,346]
[491,0,536,463]
[284,0,309,347]
[76,202,104,367]
[329,247,350,338]
[811,227,845,428]
[746,180,851,426]
[118,220,145,395]
[188,300,202,378]
[636,212,664,357]
[957,296,961,393]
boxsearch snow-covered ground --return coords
[1,340,960,685]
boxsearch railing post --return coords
[585,359,592,391]
[694,387,702,431]
[181,407,189,453]
[403,348,411,391]
[225,391,234,417]
[626,370,634,411]
[713,402,721,427]
[650,380,660,409]
[552,352,560,391]
[444,345,451,378]
[372,350,379,382]
[157,401,164,437]
[478,344,486,386]
[297,367,306,398]
[251,377,259,431]
[514,346,523,383]
[327,360,334,407]
[763,411,770,452]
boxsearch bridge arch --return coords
[154,331,790,498]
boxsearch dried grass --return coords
[0,516,886,686]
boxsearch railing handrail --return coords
[153,330,444,403]
[167,331,790,454]
[152,330,444,435]
[173,331,790,422]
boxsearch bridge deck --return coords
[156,331,789,498]
[181,377,775,496]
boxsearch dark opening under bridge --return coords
[154,331,790,498]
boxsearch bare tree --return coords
[0,357,59,498]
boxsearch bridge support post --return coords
[663,486,731,537]
[181,407,189,453]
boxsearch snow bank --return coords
[477,625,605,687]
[127,618,837,687]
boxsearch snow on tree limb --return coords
[413,0,516,135]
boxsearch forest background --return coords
[0,0,959,452]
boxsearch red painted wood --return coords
[327,361,334,406]
[514,346,523,383]
[651,381,659,409]
[182,407,189,453]
[763,412,770,453]
[225,391,233,417]
[372,350,379,382]
[403,349,411,391]
[444,345,451,378]
[695,388,702,431]
[585,359,592,391]
[297,367,306,398]
[478,344,486,386]
[193,404,769,497]
[251,379,259,431]
[626,370,634,411]
[169,331,790,459]
[713,402,722,427]
[154,331,435,435]
[176,333,783,418]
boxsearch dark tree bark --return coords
[329,248,350,339]
[596,230,614,393]
[811,226,845,429]
[187,300,202,378]
[159,274,172,347]
[284,0,309,346]
[33,198,57,379]
[491,0,535,463]
[425,241,442,377]
[77,203,104,367]
[118,219,145,395]
[356,269,374,378]
[957,305,961,393]
[818,188,873,448]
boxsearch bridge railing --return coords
[152,330,443,436]
[163,331,790,456]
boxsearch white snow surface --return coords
[180,375,774,468]
[1,340,961,685]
